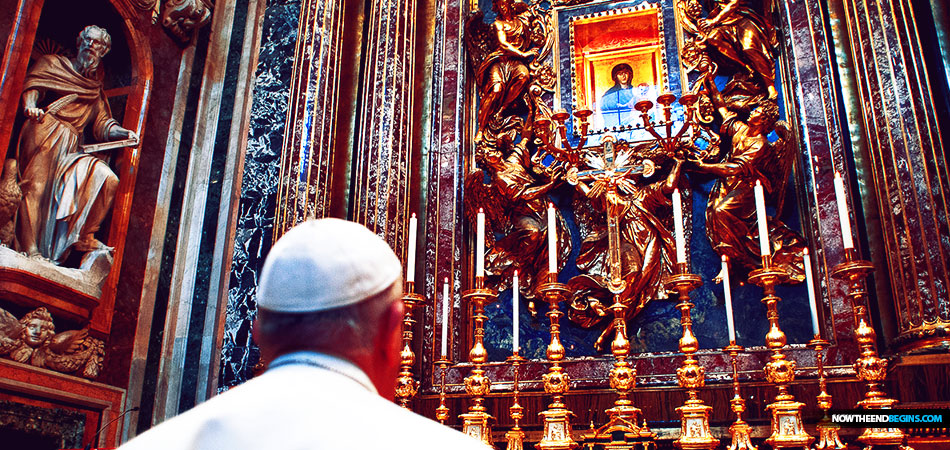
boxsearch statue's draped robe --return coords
[17,55,118,261]
[705,117,804,280]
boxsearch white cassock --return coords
[120,352,489,450]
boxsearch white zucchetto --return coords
[256,218,402,313]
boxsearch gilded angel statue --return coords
[0,307,104,378]
[688,74,806,281]
[464,144,572,313]
[465,0,555,147]
[566,139,684,349]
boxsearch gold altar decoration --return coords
[724,342,756,450]
[581,296,657,450]
[460,277,497,447]
[465,0,555,149]
[831,251,913,450]
[537,274,578,450]
[394,281,425,408]
[808,337,845,450]
[747,255,814,449]
[665,263,718,450]
[506,353,526,450]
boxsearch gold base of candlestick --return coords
[462,285,496,448]
[724,343,757,450]
[435,359,451,425]
[538,408,578,450]
[728,421,756,450]
[537,280,579,450]
[394,288,425,408]
[764,400,813,449]
[832,256,913,450]
[666,268,718,450]
[674,403,716,450]
[808,337,845,450]
[748,259,814,449]
[507,354,526,450]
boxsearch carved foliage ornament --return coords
[0,307,104,379]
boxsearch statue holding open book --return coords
[15,25,138,264]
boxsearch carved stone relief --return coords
[129,0,214,43]
[0,307,104,379]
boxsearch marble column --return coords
[349,0,419,255]
[837,0,950,352]
[271,0,359,238]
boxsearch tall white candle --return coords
[833,171,855,250]
[804,248,820,337]
[673,188,687,264]
[722,255,736,343]
[754,180,770,257]
[441,278,449,358]
[548,203,557,274]
[476,209,485,278]
[406,213,417,283]
[513,271,520,354]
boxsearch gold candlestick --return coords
[724,342,756,450]
[395,281,425,408]
[665,262,718,450]
[436,358,451,424]
[748,255,814,449]
[537,273,578,450]
[808,336,845,449]
[586,294,656,448]
[831,250,911,449]
[460,276,496,447]
[506,353,526,450]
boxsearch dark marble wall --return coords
[220,0,301,389]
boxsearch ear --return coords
[370,297,405,401]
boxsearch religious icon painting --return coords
[569,3,667,134]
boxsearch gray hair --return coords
[254,282,400,356]
[77,25,112,55]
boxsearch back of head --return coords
[254,218,403,365]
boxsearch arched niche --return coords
[0,0,153,338]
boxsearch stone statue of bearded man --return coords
[16,25,137,263]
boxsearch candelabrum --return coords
[634,92,699,154]
[435,358,451,425]
[506,353,526,450]
[747,255,814,449]
[808,337,845,449]
[537,273,578,450]
[724,342,756,450]
[831,250,912,450]
[584,294,656,449]
[394,281,425,408]
[664,262,718,450]
[460,276,496,447]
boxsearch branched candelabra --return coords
[808,336,845,449]
[394,281,425,408]
[747,255,814,449]
[460,276,496,447]
[537,273,578,450]
[665,262,718,450]
[831,250,912,450]
[724,342,756,450]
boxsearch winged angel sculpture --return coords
[0,306,104,378]
[465,1,568,310]
[679,0,806,280]
[466,0,556,151]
